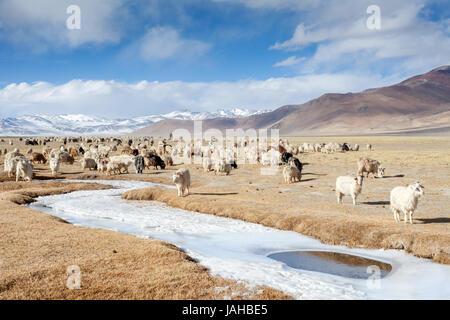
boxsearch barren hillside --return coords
[134,66,450,137]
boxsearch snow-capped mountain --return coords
[0,108,270,136]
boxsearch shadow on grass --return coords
[382,174,405,178]
[191,192,238,196]
[301,178,317,182]
[362,201,390,205]
[143,171,164,175]
[34,176,65,180]
[417,218,450,224]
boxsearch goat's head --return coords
[409,182,425,197]
[377,167,385,178]
[355,175,364,186]
[172,171,183,184]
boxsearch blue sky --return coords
[0,0,449,118]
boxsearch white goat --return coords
[108,155,135,174]
[16,159,33,182]
[336,175,363,205]
[202,157,213,172]
[4,149,24,177]
[283,165,301,183]
[214,159,231,175]
[173,168,190,197]
[390,182,424,224]
[50,157,60,176]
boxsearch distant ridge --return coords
[134,66,450,137]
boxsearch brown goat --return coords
[31,152,47,164]
[357,157,384,178]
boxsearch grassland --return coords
[0,136,449,299]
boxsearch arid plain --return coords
[1,136,449,299]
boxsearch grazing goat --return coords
[31,152,47,164]
[50,157,60,176]
[70,149,79,158]
[16,159,33,182]
[121,145,133,155]
[288,157,303,174]
[281,152,293,164]
[336,175,363,205]
[108,155,135,174]
[283,165,301,183]
[42,146,52,157]
[106,162,122,175]
[81,158,97,171]
[134,156,145,174]
[214,160,231,175]
[203,157,213,172]
[342,143,351,151]
[390,182,424,224]
[144,154,166,170]
[96,159,109,174]
[4,149,24,177]
[357,157,385,178]
[57,151,75,165]
[164,155,174,166]
[173,168,190,197]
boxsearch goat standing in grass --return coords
[336,175,363,205]
[173,168,190,197]
[390,182,424,224]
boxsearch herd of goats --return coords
[0,136,424,224]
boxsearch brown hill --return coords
[134,66,450,137]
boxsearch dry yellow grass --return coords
[121,136,450,264]
[0,181,291,300]
[0,136,449,300]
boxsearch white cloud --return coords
[273,56,305,67]
[212,0,320,11]
[125,27,211,61]
[0,0,127,50]
[270,0,450,74]
[0,73,399,118]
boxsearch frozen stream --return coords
[29,180,450,299]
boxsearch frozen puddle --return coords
[29,180,450,300]
[268,251,392,280]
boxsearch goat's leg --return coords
[393,209,399,222]
[336,192,343,204]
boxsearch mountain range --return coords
[0,108,269,136]
[1,66,449,137]
[135,66,450,137]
